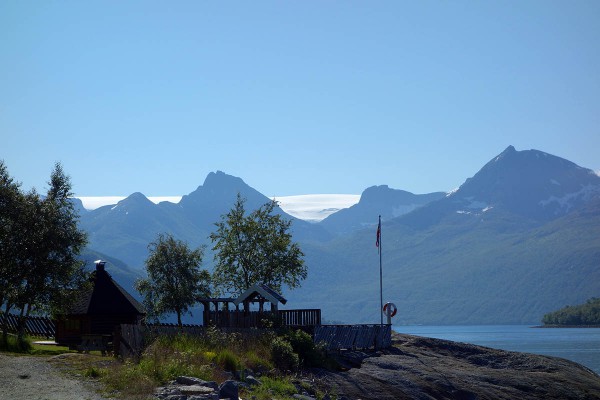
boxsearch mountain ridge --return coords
[76,146,600,324]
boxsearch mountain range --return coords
[76,146,600,325]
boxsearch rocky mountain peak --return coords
[116,192,154,209]
[449,146,600,220]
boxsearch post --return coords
[386,304,392,325]
[378,215,383,326]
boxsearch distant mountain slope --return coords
[79,171,331,269]
[77,147,600,325]
[451,145,600,220]
[319,185,444,235]
[286,147,600,324]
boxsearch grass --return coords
[0,334,33,353]
[0,329,337,400]
[99,328,335,399]
[246,375,298,400]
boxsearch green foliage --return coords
[542,297,600,326]
[214,348,240,372]
[135,233,211,327]
[282,329,325,368]
[83,366,104,378]
[270,336,299,372]
[0,334,32,353]
[247,376,298,399]
[100,330,291,397]
[210,193,306,295]
[0,162,88,340]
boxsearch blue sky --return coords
[2,1,598,198]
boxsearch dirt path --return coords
[0,353,109,400]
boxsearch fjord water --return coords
[396,325,600,374]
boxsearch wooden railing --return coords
[280,309,321,327]
[204,309,321,329]
[313,324,391,351]
[0,312,55,338]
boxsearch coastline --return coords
[533,325,600,328]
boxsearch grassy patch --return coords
[244,375,298,400]
[30,343,76,356]
[0,334,32,353]
[35,329,338,399]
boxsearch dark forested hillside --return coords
[542,297,600,326]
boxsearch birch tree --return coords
[210,194,306,296]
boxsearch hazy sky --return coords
[2,1,598,197]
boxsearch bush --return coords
[248,376,297,399]
[214,349,240,372]
[283,329,325,368]
[271,337,298,372]
[0,334,32,353]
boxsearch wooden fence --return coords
[204,309,321,329]
[280,309,321,327]
[0,312,55,338]
[313,324,392,351]
[117,322,392,358]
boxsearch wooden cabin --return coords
[200,283,321,330]
[55,260,145,349]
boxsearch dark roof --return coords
[68,266,145,316]
[259,284,287,304]
[234,284,287,306]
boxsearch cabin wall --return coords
[55,316,91,347]
[55,313,142,347]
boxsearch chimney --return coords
[94,259,106,272]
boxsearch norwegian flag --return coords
[376,219,381,250]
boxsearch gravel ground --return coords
[0,353,109,400]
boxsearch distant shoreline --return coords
[532,325,600,328]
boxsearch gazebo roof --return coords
[233,284,287,306]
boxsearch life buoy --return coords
[383,302,397,318]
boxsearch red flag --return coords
[376,220,381,249]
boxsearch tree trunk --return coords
[1,302,13,344]
[177,311,182,331]
[16,304,29,343]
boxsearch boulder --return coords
[175,376,219,390]
[245,375,261,386]
[218,380,239,400]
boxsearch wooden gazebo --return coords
[200,284,320,329]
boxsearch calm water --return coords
[395,325,600,375]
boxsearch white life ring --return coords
[383,302,397,318]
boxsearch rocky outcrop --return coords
[316,333,600,400]
[152,333,600,400]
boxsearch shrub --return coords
[244,349,273,372]
[0,334,32,353]
[284,329,325,368]
[214,349,240,372]
[247,376,297,399]
[83,366,104,378]
[271,337,298,372]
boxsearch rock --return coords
[218,380,239,400]
[316,333,600,400]
[176,376,219,390]
[154,386,183,398]
[180,385,218,396]
[164,395,186,400]
[245,375,261,386]
[188,395,219,400]
[293,395,316,400]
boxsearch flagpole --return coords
[378,215,383,326]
